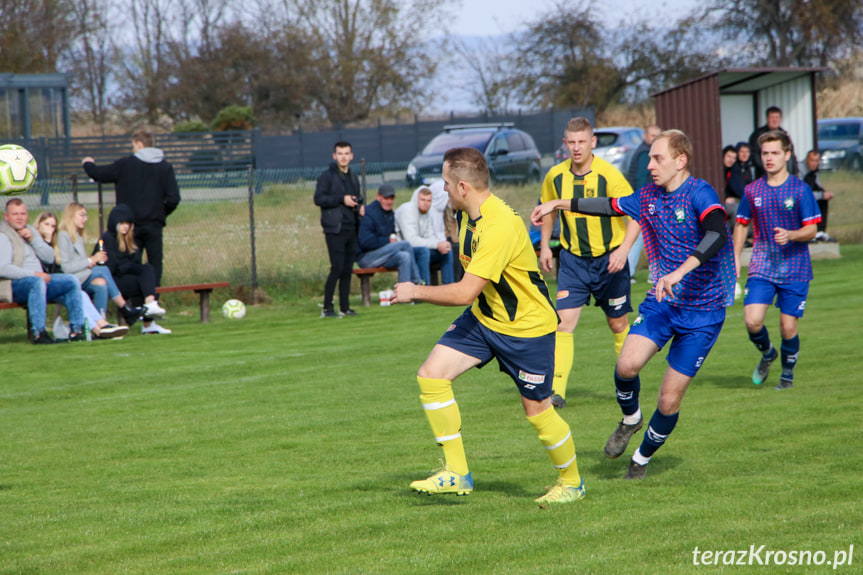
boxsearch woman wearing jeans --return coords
[56,202,143,325]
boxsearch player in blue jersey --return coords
[532,130,736,479]
[733,130,820,390]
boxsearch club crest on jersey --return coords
[471,237,478,254]
[674,207,686,223]
[648,203,656,215]
[784,197,795,210]
[586,187,596,198]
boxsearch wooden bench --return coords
[154,282,231,323]
[353,267,397,306]
[352,264,444,306]
[0,301,33,339]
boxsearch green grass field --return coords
[1,243,861,574]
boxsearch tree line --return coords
[1,0,861,133]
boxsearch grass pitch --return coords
[1,247,862,574]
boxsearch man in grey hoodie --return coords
[81,130,181,290]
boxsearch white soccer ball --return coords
[0,144,38,195]
[222,298,246,319]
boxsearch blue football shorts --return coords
[438,308,555,401]
[744,277,809,318]
[556,248,632,317]
[629,296,726,378]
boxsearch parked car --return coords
[817,117,863,171]
[555,126,644,173]
[406,123,542,187]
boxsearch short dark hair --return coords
[333,141,352,152]
[443,147,489,190]
[5,197,25,211]
[766,106,782,117]
[132,130,154,148]
[722,145,737,156]
[758,129,792,153]
[806,149,820,159]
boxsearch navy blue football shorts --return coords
[744,277,808,318]
[556,248,632,317]
[437,308,555,401]
[629,296,726,378]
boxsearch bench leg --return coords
[361,276,372,307]
[197,289,213,322]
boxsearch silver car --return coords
[817,118,863,171]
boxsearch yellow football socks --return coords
[527,406,581,486]
[417,376,468,476]
[614,324,629,356]
[553,331,574,399]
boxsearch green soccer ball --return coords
[0,144,38,195]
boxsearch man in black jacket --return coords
[82,130,180,291]
[314,141,364,318]
[748,106,798,178]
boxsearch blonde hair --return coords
[117,221,138,254]
[35,211,58,244]
[59,202,88,246]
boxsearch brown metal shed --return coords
[652,68,823,198]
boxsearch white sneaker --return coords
[142,321,172,335]
[144,301,167,317]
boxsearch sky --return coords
[450,0,700,38]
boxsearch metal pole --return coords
[71,173,78,203]
[97,182,104,235]
[247,165,258,302]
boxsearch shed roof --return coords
[653,68,824,97]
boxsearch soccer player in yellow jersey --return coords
[538,117,641,408]
[392,147,584,506]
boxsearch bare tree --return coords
[701,0,863,67]
[284,0,455,126]
[450,37,516,115]
[66,0,116,133]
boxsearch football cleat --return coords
[624,460,648,480]
[550,394,567,409]
[752,349,778,385]
[604,417,643,459]
[410,466,473,496]
[535,478,585,508]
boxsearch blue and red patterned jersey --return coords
[614,176,735,310]
[736,175,821,283]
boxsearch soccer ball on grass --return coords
[0,144,38,195]
[222,299,246,319]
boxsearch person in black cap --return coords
[356,184,421,286]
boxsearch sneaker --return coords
[410,465,473,496]
[143,301,167,317]
[752,349,778,385]
[339,309,358,317]
[775,378,793,390]
[97,324,129,339]
[32,330,58,345]
[142,322,172,335]
[121,304,144,326]
[535,478,585,507]
[604,418,644,459]
[320,309,340,319]
[551,394,567,409]
[68,331,86,342]
[624,460,648,480]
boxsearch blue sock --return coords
[614,369,640,417]
[780,335,800,380]
[748,326,774,356]
[638,410,679,458]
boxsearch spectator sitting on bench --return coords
[395,186,454,285]
[0,198,86,344]
[35,210,128,340]
[57,202,144,326]
[802,150,835,242]
[356,185,422,284]
[99,204,171,335]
